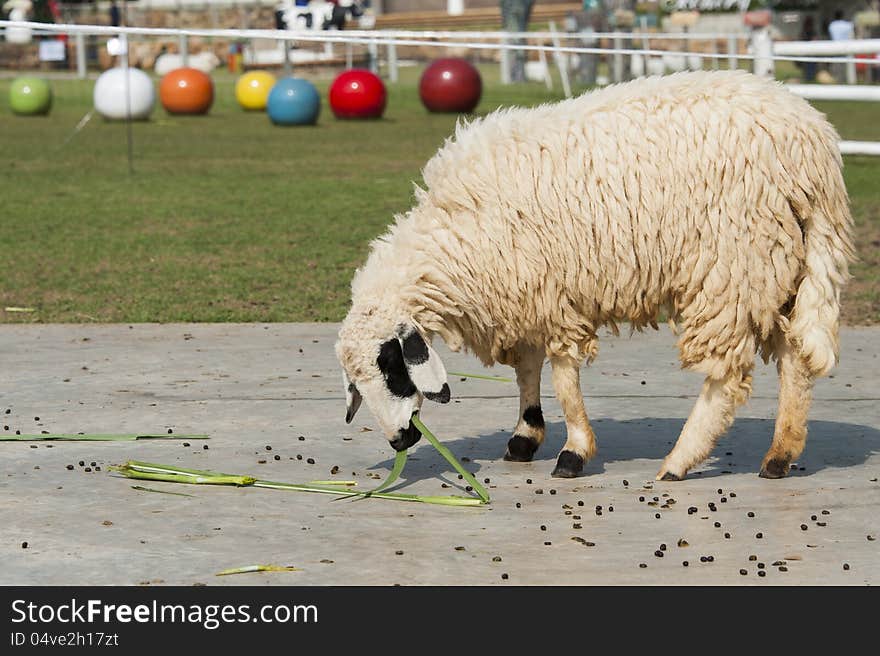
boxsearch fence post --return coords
[613,32,623,83]
[179,33,189,67]
[500,39,511,84]
[283,40,292,76]
[388,43,398,83]
[846,55,856,84]
[751,27,774,77]
[728,35,737,69]
[75,32,87,79]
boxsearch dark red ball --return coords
[329,69,387,119]
[419,58,482,113]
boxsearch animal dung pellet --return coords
[483,478,490,484]
[395,550,404,555]
[78,461,85,467]
[756,532,763,539]
[84,467,92,472]
[540,525,547,531]
[526,479,532,484]
[758,570,766,578]
[274,455,281,461]
[654,550,664,558]
[654,513,661,519]
[843,563,850,570]
[577,500,584,507]
[729,492,736,498]
[608,506,614,512]
[182,442,190,447]
[21,542,28,549]
[492,556,502,562]
[811,515,817,521]
[298,436,305,441]
[306,458,315,464]
[687,506,697,514]
[454,546,466,551]
[296,455,303,460]
[167,429,173,434]
[714,521,721,528]
[748,511,755,518]
[748,555,757,561]
[868,535,876,541]
[757,562,765,569]
[203,444,209,450]
[639,563,647,569]
[265,445,272,451]
[659,543,667,551]
[515,502,521,508]
[801,524,808,531]
[257,460,266,464]
[724,532,731,539]
[821,510,830,515]
[772,561,785,566]
[535,489,544,495]
[501,573,509,580]
[572,523,582,529]
[682,561,689,567]
[779,566,788,572]
[549,489,556,495]
[331,466,339,474]
[623,480,629,486]
[677,539,689,547]
[720,497,727,503]
[65,464,74,470]
[543,541,552,546]
[739,569,748,576]
[699,556,708,563]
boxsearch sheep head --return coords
[336,312,450,451]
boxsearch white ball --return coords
[93,67,155,120]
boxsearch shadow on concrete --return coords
[374,418,880,486]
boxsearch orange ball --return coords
[159,68,214,115]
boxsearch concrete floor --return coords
[1,323,877,585]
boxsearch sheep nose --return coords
[389,422,421,451]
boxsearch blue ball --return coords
[266,78,320,126]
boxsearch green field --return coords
[1,67,878,324]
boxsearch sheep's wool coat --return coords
[342,70,854,382]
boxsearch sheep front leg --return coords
[504,345,546,462]
[550,355,596,478]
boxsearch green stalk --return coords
[216,565,299,576]
[0,433,209,441]
[447,371,513,383]
[130,485,195,497]
[412,415,490,503]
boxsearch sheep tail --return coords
[787,163,855,377]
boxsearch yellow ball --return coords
[235,71,277,111]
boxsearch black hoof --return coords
[551,450,584,478]
[660,471,683,482]
[504,435,539,462]
[759,457,790,479]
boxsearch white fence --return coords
[2,19,880,155]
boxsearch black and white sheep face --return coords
[340,326,450,451]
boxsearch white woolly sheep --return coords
[335,70,855,480]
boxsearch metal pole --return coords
[283,39,292,76]
[728,35,737,70]
[613,32,623,83]
[549,21,571,98]
[179,33,188,67]
[387,42,398,83]
[846,55,857,84]
[500,38,511,84]
[75,31,86,79]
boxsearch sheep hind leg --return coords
[759,337,814,479]
[550,355,597,478]
[656,368,752,481]
[504,345,546,462]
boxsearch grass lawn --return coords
[1,66,878,324]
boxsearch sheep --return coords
[335,70,855,480]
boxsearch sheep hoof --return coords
[551,450,584,478]
[504,435,538,462]
[659,471,683,482]
[759,457,790,479]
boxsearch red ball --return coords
[419,58,482,114]
[329,69,387,119]
[159,68,214,115]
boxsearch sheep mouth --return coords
[389,420,422,451]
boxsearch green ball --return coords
[9,77,53,116]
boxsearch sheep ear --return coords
[397,326,450,403]
[342,370,362,424]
